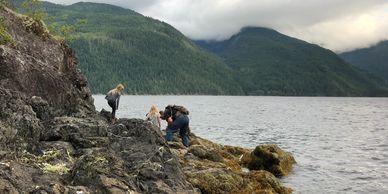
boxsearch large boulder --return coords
[241,144,296,177]
[101,118,197,193]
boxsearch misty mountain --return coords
[195,27,387,96]
[340,40,388,86]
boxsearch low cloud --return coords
[46,0,388,52]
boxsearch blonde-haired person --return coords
[146,105,161,129]
[105,84,124,122]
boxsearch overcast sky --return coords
[46,0,388,52]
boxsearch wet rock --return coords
[241,144,296,177]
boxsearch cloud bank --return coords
[46,0,388,52]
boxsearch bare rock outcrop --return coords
[0,7,93,116]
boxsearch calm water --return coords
[94,95,388,194]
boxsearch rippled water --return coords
[94,95,388,194]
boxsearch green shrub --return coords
[0,16,14,45]
[20,0,46,21]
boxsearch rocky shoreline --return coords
[166,129,296,193]
[0,7,295,193]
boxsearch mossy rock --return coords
[241,144,296,177]
[187,169,244,194]
[188,145,224,162]
[242,170,293,194]
[22,17,50,40]
[42,163,70,175]
[222,145,249,157]
[0,13,15,45]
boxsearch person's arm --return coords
[167,116,173,126]
[167,116,184,131]
[157,116,161,129]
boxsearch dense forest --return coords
[340,40,388,87]
[195,27,388,96]
[38,2,244,95]
[10,1,388,96]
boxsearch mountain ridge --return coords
[195,27,387,96]
[340,40,388,87]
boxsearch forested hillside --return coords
[340,40,388,86]
[40,2,244,94]
[11,1,387,96]
[195,27,387,96]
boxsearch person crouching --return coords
[165,111,190,147]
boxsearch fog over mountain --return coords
[45,0,388,52]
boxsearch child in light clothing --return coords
[146,105,161,130]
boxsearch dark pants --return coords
[108,100,116,118]
[165,115,190,147]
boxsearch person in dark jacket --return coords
[165,111,190,147]
[105,84,124,121]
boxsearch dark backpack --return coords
[173,105,189,115]
[163,105,189,120]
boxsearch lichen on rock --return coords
[22,16,50,39]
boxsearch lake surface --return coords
[94,95,388,194]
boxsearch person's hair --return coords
[148,105,159,116]
[111,83,124,94]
